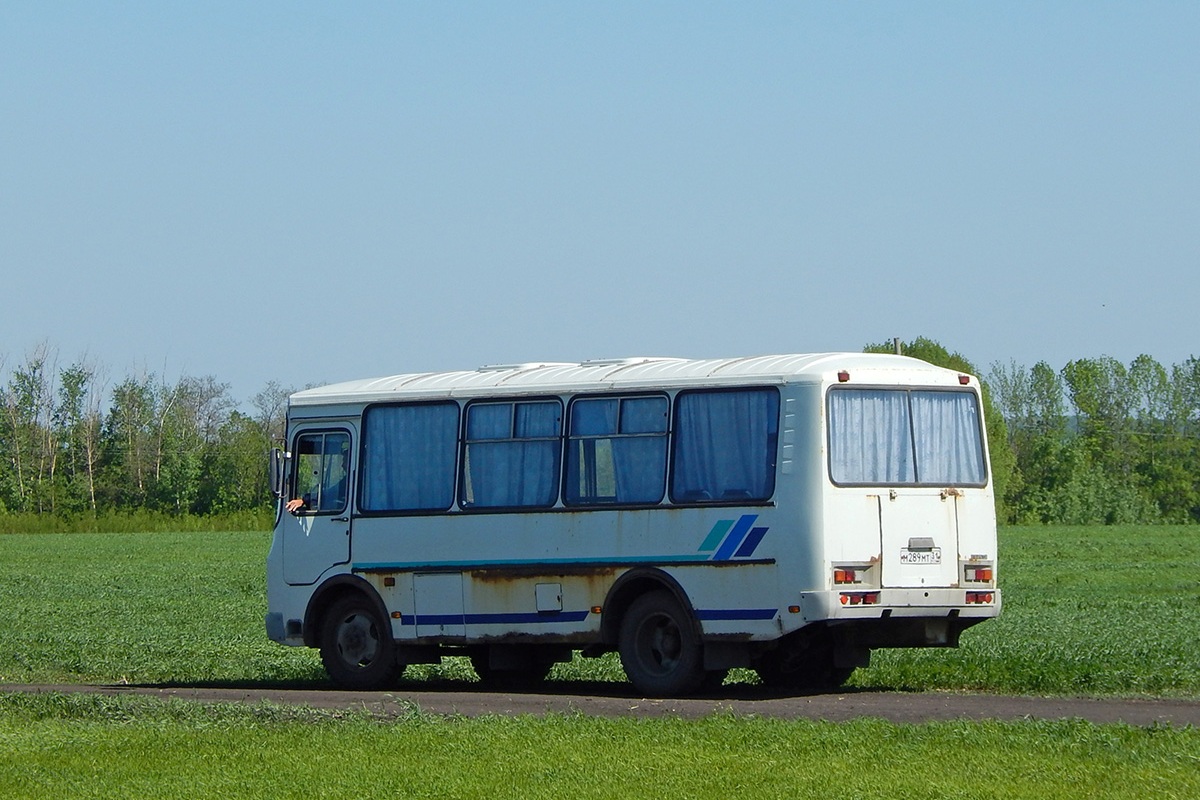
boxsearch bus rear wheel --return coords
[619,590,705,697]
[319,595,400,691]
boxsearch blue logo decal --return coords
[698,515,768,561]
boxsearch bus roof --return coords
[289,352,974,407]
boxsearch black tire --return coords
[319,594,400,691]
[618,590,705,697]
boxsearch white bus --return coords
[266,353,1000,696]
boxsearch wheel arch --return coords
[302,574,389,648]
[599,567,700,646]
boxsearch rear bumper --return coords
[800,587,1002,622]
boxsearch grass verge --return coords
[1,693,1198,800]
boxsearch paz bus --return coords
[265,352,1000,696]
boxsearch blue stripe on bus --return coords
[733,526,769,558]
[695,608,778,621]
[713,514,758,561]
[698,519,734,553]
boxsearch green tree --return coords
[989,360,1072,523]
[101,373,158,510]
[1127,355,1199,522]
[206,411,273,514]
[252,380,292,447]
[0,351,11,512]
[1059,356,1161,523]
[156,376,233,514]
[1050,438,1159,525]
[0,345,58,513]
[1061,356,1138,472]
[53,362,97,513]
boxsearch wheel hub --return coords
[336,612,378,666]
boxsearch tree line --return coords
[989,351,1200,525]
[0,343,290,525]
[869,338,1200,525]
[2,340,1198,527]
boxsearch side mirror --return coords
[269,448,288,499]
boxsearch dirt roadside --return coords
[3,682,1198,726]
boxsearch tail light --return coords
[964,565,994,583]
[839,592,880,606]
[834,568,858,584]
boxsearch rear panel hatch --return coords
[880,489,960,588]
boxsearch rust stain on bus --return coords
[469,565,619,583]
[467,567,618,613]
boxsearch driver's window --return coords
[293,431,350,513]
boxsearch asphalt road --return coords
[4,682,1198,726]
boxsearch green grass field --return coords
[0,525,1197,798]
[857,525,1200,696]
[1,525,1197,695]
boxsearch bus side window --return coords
[461,400,562,509]
[361,402,459,513]
[670,388,779,504]
[565,395,668,506]
[293,431,350,513]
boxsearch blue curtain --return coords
[362,403,458,511]
[567,396,667,505]
[671,389,779,502]
[572,398,618,436]
[611,436,667,502]
[464,401,561,508]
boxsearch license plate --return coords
[900,548,942,565]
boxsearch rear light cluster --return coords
[964,565,994,583]
[834,568,860,584]
[840,592,880,606]
[965,592,994,604]
[834,564,878,606]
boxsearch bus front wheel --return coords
[618,590,705,697]
[319,595,400,691]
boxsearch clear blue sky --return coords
[2,2,1197,405]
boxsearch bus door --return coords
[283,429,353,585]
[879,488,961,589]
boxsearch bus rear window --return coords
[828,388,986,486]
